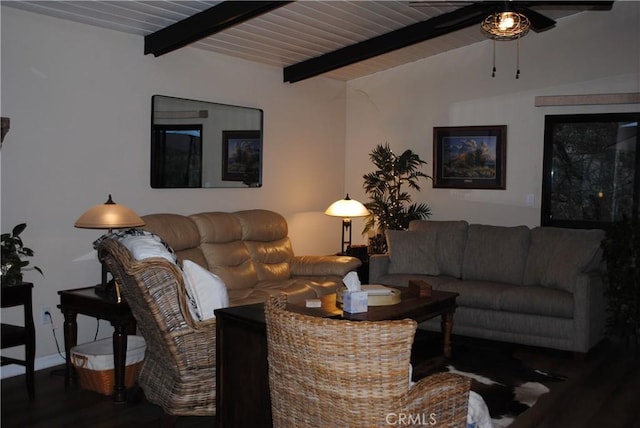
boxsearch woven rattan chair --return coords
[264,295,471,428]
[97,237,216,420]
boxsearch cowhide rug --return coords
[411,332,567,427]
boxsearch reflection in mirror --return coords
[151,95,263,188]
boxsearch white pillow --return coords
[118,234,176,264]
[182,260,229,321]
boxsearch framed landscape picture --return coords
[433,125,507,189]
[222,130,262,184]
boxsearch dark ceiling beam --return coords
[283,3,487,83]
[283,0,613,83]
[145,1,292,57]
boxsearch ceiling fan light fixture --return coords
[482,11,531,40]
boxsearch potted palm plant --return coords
[1,223,43,286]
[362,143,432,253]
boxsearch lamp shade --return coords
[324,194,369,218]
[74,194,145,230]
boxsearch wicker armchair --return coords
[264,295,470,428]
[97,237,216,418]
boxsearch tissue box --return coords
[343,290,368,313]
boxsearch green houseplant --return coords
[601,216,640,352]
[362,143,431,252]
[1,223,43,286]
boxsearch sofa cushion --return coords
[255,279,319,302]
[434,280,511,310]
[385,230,440,276]
[462,224,530,284]
[295,277,345,297]
[409,220,468,278]
[200,241,258,290]
[499,286,573,318]
[244,238,294,281]
[142,214,200,251]
[376,274,460,289]
[291,255,362,277]
[234,209,288,241]
[227,279,319,305]
[142,214,207,267]
[524,227,605,292]
[435,308,573,341]
[190,212,243,243]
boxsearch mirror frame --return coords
[151,95,263,188]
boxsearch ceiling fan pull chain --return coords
[492,39,496,78]
[516,36,521,79]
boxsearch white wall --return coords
[346,2,640,237]
[3,2,639,375]
[1,7,347,369]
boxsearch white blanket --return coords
[408,365,493,428]
[467,391,494,428]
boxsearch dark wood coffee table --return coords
[214,289,458,428]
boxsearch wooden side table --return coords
[346,244,370,283]
[57,286,136,403]
[216,303,272,428]
[1,282,36,400]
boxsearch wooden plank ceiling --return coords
[3,1,612,82]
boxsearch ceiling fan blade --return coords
[431,2,495,30]
[516,1,613,10]
[515,6,555,31]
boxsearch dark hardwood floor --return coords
[2,336,639,428]
[1,366,215,428]
[510,338,640,428]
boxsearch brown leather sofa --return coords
[141,209,361,306]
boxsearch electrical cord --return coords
[94,319,100,341]
[45,312,106,378]
[44,311,65,361]
[45,310,102,352]
[44,311,67,377]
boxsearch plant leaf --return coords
[12,223,27,236]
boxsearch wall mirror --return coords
[542,112,639,229]
[151,95,263,188]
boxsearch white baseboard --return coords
[0,353,66,379]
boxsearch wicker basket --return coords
[71,335,146,396]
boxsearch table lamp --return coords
[324,194,369,254]
[74,194,145,293]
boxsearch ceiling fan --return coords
[410,1,613,78]
[281,0,614,82]
[409,1,613,35]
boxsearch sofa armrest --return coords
[572,270,607,353]
[369,254,390,284]
[291,255,361,277]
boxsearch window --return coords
[151,124,203,188]
[541,113,640,229]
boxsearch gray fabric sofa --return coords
[369,220,606,354]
